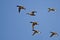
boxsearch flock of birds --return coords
[17,4,59,38]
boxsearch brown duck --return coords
[32,30,40,36]
[30,21,38,30]
[50,32,58,37]
[17,5,26,13]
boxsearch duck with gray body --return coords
[48,8,56,12]
[26,11,37,16]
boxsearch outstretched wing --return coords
[32,25,34,30]
[18,8,21,13]
[50,33,54,37]
[32,31,36,36]
[32,23,35,30]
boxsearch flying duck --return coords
[32,30,40,36]
[50,32,58,37]
[48,8,56,12]
[26,11,37,16]
[30,21,38,30]
[17,5,26,13]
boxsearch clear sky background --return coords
[0,0,60,40]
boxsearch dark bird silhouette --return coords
[17,5,26,13]
[50,32,58,37]
[32,30,40,36]
[26,11,37,16]
[48,8,56,12]
[30,21,39,30]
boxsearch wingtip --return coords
[30,22,33,23]
[17,5,19,7]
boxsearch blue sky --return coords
[0,0,60,40]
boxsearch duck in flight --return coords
[50,32,58,37]
[30,21,39,30]
[17,5,26,13]
[26,11,37,16]
[32,30,40,36]
[48,8,56,12]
